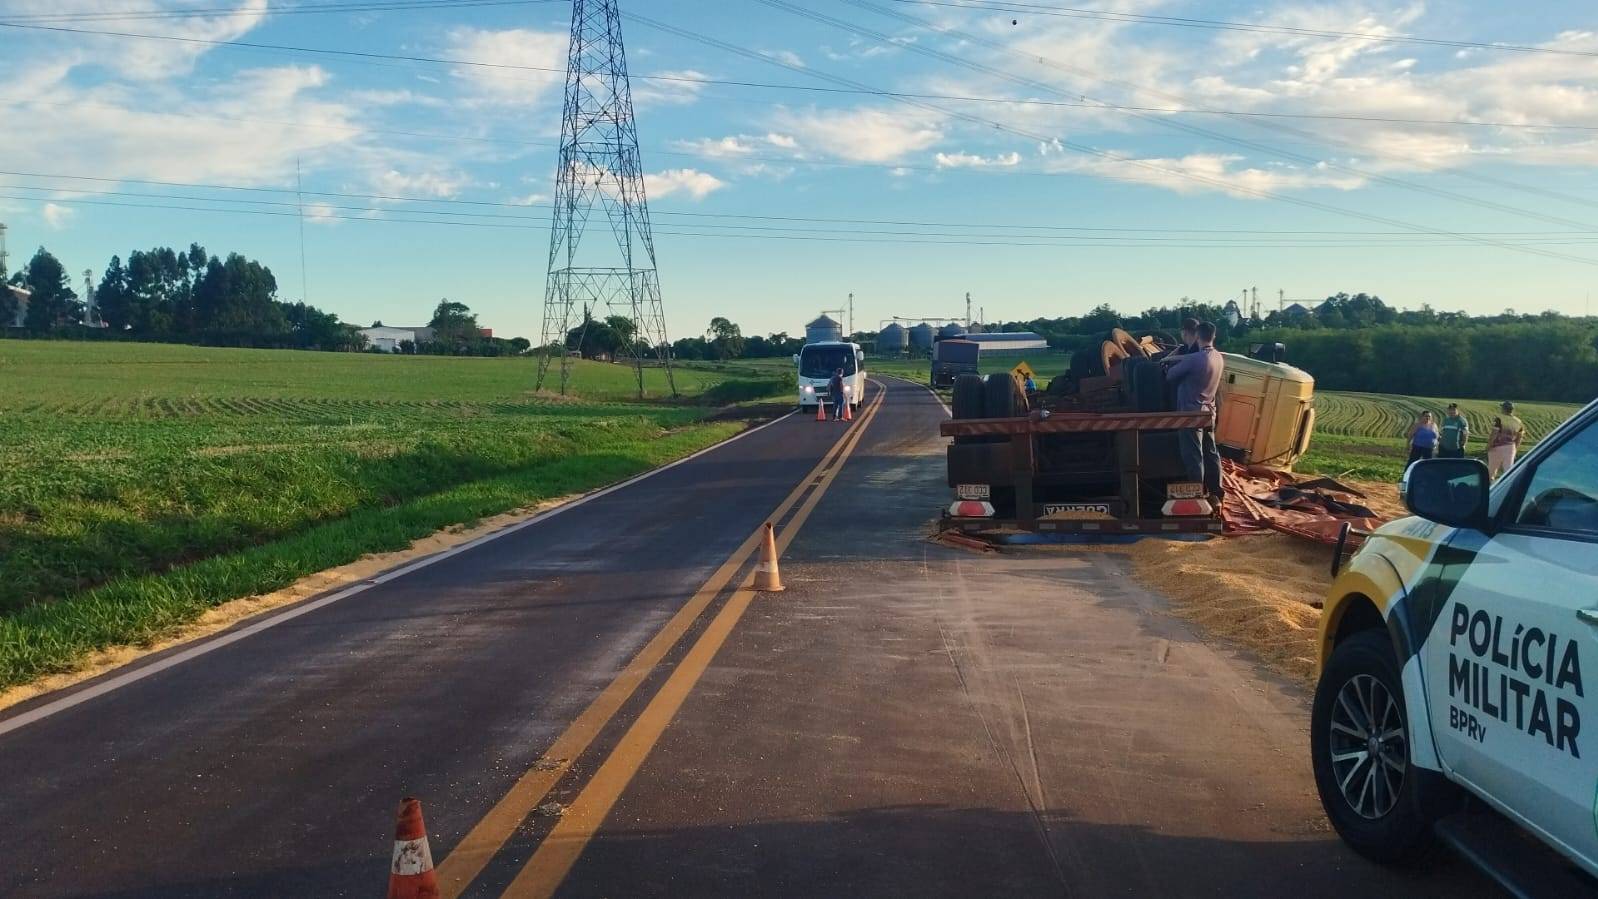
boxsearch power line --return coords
[24,189,1598,249]
[6,20,1598,134]
[16,173,1598,242]
[16,167,1598,238]
[625,8,1598,267]
[854,0,1598,221]
[795,0,1598,234]
[21,180,1598,245]
[890,0,1598,59]
[0,0,563,24]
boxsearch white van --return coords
[795,341,865,414]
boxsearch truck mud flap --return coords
[947,442,1014,487]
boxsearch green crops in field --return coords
[0,342,786,619]
[1313,392,1581,446]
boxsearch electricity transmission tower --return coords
[535,0,676,398]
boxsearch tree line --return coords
[1231,320,1598,404]
[4,244,364,351]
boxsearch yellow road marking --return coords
[499,382,888,899]
[435,382,887,898]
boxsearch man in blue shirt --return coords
[1161,321,1225,501]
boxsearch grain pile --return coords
[1125,479,1402,686]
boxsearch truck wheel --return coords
[952,374,985,420]
[1123,357,1166,412]
[984,372,1022,419]
[1311,630,1446,864]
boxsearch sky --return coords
[3,0,1598,340]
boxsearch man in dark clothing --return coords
[828,368,846,421]
[1162,321,1224,501]
[1172,317,1200,356]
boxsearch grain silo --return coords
[805,314,842,344]
[909,323,936,351]
[876,323,908,354]
[938,322,967,341]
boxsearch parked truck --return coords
[942,331,1316,534]
[930,338,981,388]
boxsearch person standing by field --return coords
[1438,403,1470,459]
[1162,321,1224,502]
[1488,401,1525,479]
[1406,411,1439,468]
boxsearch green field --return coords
[0,342,789,688]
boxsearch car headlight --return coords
[843,385,853,395]
[801,384,814,393]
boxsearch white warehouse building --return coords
[358,325,434,352]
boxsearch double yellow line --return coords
[436,381,889,899]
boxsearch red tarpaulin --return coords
[1219,461,1389,545]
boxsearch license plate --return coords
[1042,503,1111,520]
[1166,482,1205,500]
[956,484,991,501]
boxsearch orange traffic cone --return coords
[754,522,784,592]
[388,798,440,899]
[815,402,827,422]
[842,401,853,422]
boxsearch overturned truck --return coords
[942,330,1317,535]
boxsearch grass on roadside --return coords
[0,422,742,689]
[0,341,789,689]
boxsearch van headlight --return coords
[843,385,853,395]
[801,384,815,394]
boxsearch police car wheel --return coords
[1312,630,1437,863]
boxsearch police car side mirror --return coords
[1401,458,1492,531]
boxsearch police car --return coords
[1314,398,1598,875]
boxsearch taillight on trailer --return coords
[1161,498,1213,517]
[950,500,995,518]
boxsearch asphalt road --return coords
[1,378,1503,898]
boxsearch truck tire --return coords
[951,374,985,420]
[1311,630,1454,864]
[984,372,1023,419]
[1123,357,1167,412]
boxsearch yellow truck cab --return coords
[1215,353,1316,469]
[1313,398,1598,877]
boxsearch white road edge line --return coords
[0,409,798,737]
[883,374,951,418]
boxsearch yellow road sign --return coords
[1011,361,1036,382]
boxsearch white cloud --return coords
[1059,152,1366,198]
[42,202,76,230]
[644,168,726,200]
[372,169,468,199]
[772,107,943,163]
[674,136,759,158]
[632,69,711,107]
[765,49,805,68]
[0,64,365,186]
[935,151,1022,169]
[303,202,340,225]
[442,27,567,107]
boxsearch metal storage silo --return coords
[938,323,967,340]
[805,314,842,343]
[877,323,908,354]
[909,323,936,351]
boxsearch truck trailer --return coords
[942,332,1315,535]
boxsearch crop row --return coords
[1314,391,1580,444]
